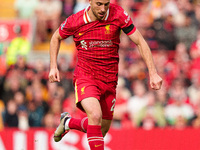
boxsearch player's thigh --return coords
[81,97,102,125]
[101,119,112,137]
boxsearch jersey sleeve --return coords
[117,6,136,35]
[59,15,75,39]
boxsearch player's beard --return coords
[91,9,105,20]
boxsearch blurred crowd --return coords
[14,0,90,43]
[0,0,200,131]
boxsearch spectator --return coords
[163,43,191,86]
[13,91,29,130]
[191,99,200,128]
[152,14,176,50]
[127,80,148,127]
[61,0,75,22]
[165,81,194,126]
[118,0,134,19]
[14,0,39,19]
[190,30,200,72]
[174,13,198,50]
[27,100,44,127]
[162,43,191,88]
[27,78,49,127]
[33,59,49,86]
[2,69,25,104]
[155,85,169,107]
[18,105,29,130]
[42,112,56,129]
[46,82,59,101]
[127,58,147,83]
[3,100,18,127]
[57,56,74,98]
[26,75,48,103]
[6,56,35,85]
[30,81,49,114]
[153,50,171,87]
[168,78,189,104]
[49,98,62,127]
[136,92,166,129]
[162,0,179,18]
[187,71,200,108]
[6,25,31,66]
[13,91,26,106]
[173,42,190,79]
[36,0,62,42]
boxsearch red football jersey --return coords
[59,3,136,83]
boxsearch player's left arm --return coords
[128,29,163,90]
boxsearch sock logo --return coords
[95,144,102,147]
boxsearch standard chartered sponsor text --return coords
[81,40,113,50]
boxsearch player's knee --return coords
[88,112,102,125]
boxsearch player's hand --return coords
[49,68,60,83]
[149,73,162,90]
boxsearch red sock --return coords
[68,117,88,133]
[87,125,104,150]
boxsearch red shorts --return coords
[74,77,117,120]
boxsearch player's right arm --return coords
[49,13,77,83]
[49,29,63,83]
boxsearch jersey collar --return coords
[83,5,109,24]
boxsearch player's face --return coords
[89,0,110,20]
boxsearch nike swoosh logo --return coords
[79,32,84,36]
[95,144,102,147]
